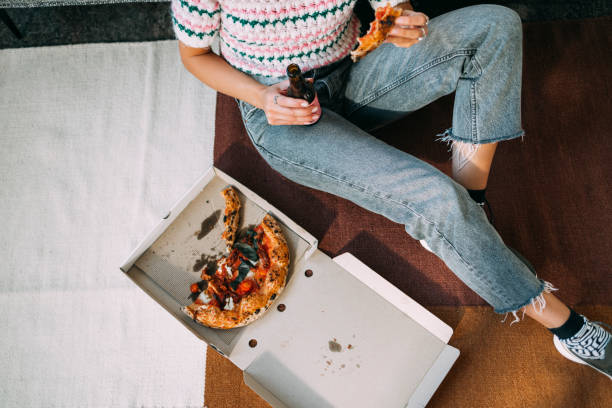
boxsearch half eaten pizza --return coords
[350,2,404,62]
[183,186,289,329]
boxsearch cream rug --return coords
[0,40,215,407]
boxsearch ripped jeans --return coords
[236,5,555,322]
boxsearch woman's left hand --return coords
[384,10,429,48]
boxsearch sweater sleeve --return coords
[368,0,406,10]
[170,0,221,49]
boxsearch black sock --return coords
[548,308,585,340]
[467,188,486,204]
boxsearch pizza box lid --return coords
[119,166,459,407]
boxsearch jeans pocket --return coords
[237,98,259,122]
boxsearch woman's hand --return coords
[258,78,321,126]
[384,10,430,48]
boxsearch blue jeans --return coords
[236,5,554,317]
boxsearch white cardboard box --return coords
[120,167,459,408]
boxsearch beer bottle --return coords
[286,64,316,104]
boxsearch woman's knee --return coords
[481,5,523,43]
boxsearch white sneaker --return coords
[553,317,612,380]
[419,239,432,253]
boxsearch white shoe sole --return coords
[553,335,612,380]
[419,239,432,253]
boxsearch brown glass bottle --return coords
[286,64,316,104]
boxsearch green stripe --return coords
[221,19,352,64]
[224,18,351,46]
[179,0,220,17]
[172,16,216,39]
[225,0,354,28]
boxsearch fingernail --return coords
[312,107,318,113]
[301,102,308,107]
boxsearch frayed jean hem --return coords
[435,127,526,145]
[494,279,559,325]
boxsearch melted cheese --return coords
[223,296,235,311]
[197,291,211,304]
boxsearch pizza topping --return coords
[197,291,212,304]
[235,279,255,296]
[189,227,264,309]
[223,296,235,311]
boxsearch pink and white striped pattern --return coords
[170,0,404,77]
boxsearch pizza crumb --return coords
[348,344,353,349]
[341,364,345,368]
[326,360,332,365]
[328,340,342,352]
[356,364,360,368]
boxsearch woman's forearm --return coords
[182,51,268,109]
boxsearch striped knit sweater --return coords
[171,0,404,77]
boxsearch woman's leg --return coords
[238,95,550,325]
[522,292,570,329]
[451,140,498,190]
[338,4,565,318]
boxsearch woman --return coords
[170,0,611,379]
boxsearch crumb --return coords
[341,364,345,368]
[348,344,352,349]
[328,340,342,352]
[356,364,360,368]
[326,360,332,365]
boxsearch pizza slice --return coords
[183,187,289,329]
[350,2,404,62]
[221,186,241,251]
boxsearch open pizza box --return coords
[120,167,459,408]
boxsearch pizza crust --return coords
[221,186,241,251]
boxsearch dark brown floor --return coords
[207,15,612,408]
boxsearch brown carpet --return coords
[206,15,612,408]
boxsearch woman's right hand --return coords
[259,79,321,126]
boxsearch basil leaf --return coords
[230,261,251,290]
[197,280,208,291]
[233,242,258,262]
